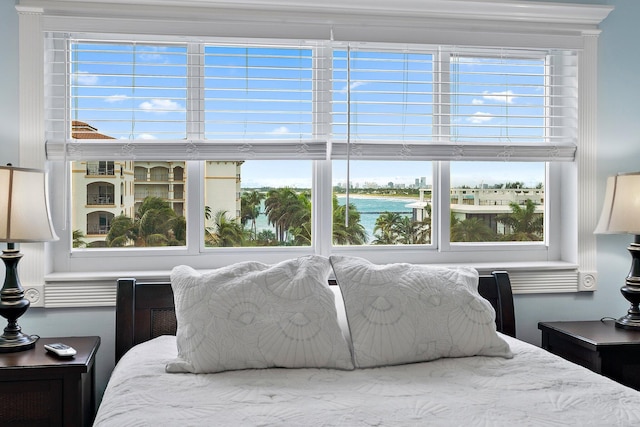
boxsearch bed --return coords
[95,256,640,426]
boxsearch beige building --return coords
[71,121,241,246]
[407,186,544,235]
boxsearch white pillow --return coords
[329,255,512,368]
[167,256,354,373]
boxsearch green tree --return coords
[496,199,543,241]
[264,187,309,243]
[106,214,136,247]
[207,210,246,247]
[241,190,264,239]
[106,197,185,247]
[332,194,367,245]
[451,217,497,242]
[289,192,312,246]
[256,229,278,246]
[135,197,179,246]
[372,211,403,244]
[72,229,87,248]
[395,216,431,244]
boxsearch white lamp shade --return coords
[595,172,640,235]
[0,165,59,243]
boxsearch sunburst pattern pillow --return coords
[329,255,512,368]
[167,256,354,373]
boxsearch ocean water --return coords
[253,196,414,243]
[336,196,413,242]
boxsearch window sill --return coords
[40,260,587,309]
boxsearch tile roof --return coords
[72,121,115,140]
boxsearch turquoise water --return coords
[253,196,414,243]
[336,196,413,242]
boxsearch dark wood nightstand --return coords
[0,336,100,427]
[539,320,640,390]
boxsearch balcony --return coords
[87,194,114,205]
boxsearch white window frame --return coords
[15,0,612,307]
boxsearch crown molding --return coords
[16,0,613,28]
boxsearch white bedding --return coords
[94,335,640,426]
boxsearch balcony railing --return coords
[87,194,114,205]
[87,225,110,235]
[86,166,115,176]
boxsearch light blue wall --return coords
[0,0,19,164]
[1,0,637,405]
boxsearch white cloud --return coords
[467,112,494,124]
[105,94,129,103]
[482,90,515,104]
[139,99,182,113]
[472,98,484,105]
[73,72,98,86]
[270,126,290,135]
[339,81,366,94]
[138,133,158,140]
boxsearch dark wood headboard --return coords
[115,271,516,362]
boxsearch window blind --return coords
[44,33,327,160]
[330,45,577,162]
[45,33,576,163]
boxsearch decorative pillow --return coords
[329,255,512,368]
[167,256,354,373]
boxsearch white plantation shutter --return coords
[330,45,577,162]
[45,33,327,160]
[46,34,577,163]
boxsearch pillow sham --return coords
[167,256,354,373]
[329,255,512,368]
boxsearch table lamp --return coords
[595,172,640,330]
[0,165,58,352]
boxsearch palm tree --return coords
[72,230,87,248]
[207,210,246,247]
[289,192,312,246]
[395,216,431,244]
[106,197,185,247]
[135,197,178,246]
[372,211,402,244]
[170,215,187,245]
[264,187,306,243]
[451,217,497,242]
[496,199,543,241]
[241,190,264,239]
[106,214,136,247]
[332,194,367,245]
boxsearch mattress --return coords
[94,334,640,426]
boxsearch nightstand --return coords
[539,320,640,390]
[0,336,100,427]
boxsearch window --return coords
[46,36,574,259]
[17,0,609,301]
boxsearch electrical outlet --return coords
[24,285,44,307]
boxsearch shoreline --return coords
[335,193,419,203]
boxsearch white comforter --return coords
[94,335,640,426]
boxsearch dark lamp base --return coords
[0,331,37,353]
[617,239,640,331]
[616,315,640,330]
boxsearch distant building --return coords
[450,186,544,234]
[406,186,544,235]
[71,121,241,247]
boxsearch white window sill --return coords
[38,260,587,309]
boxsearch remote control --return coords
[44,342,77,357]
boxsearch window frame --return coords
[14,0,611,306]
